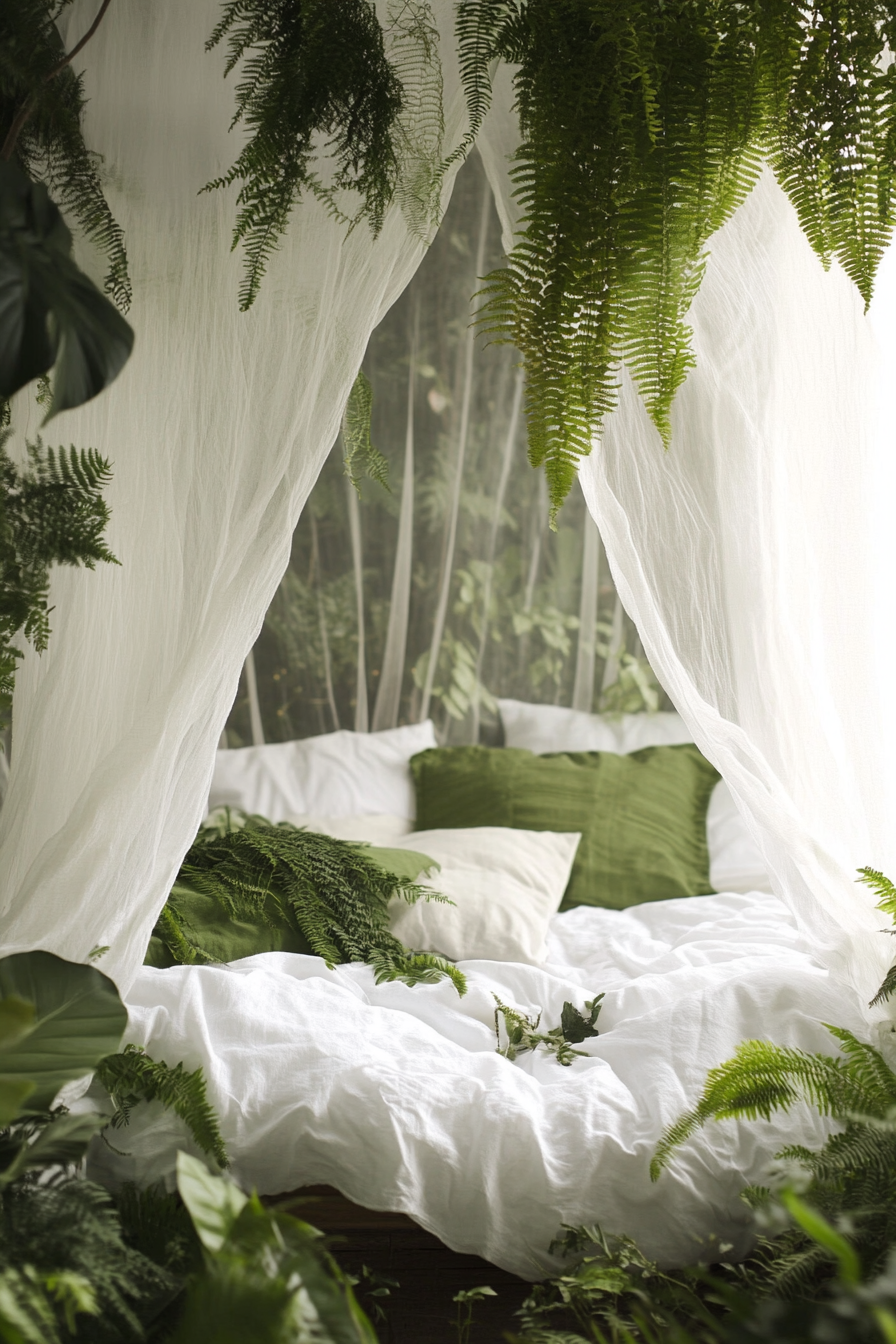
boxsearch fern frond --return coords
[387,0,445,240]
[371,949,467,995]
[651,1029,896,1181]
[95,1044,229,1171]
[858,866,896,921]
[205,0,404,309]
[155,815,463,994]
[447,0,518,170]
[343,369,390,494]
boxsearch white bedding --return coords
[96,890,866,1280]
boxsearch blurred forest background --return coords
[225,154,668,748]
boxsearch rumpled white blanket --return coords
[95,891,868,1279]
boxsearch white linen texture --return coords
[93,891,867,1280]
[387,827,581,964]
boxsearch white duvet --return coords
[95,891,868,1280]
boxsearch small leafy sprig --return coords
[493,992,603,1066]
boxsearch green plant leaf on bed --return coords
[493,994,603,1067]
[370,948,467,996]
[96,1044,229,1170]
[152,811,464,994]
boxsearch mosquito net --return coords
[0,3,893,1010]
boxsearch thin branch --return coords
[1,0,114,161]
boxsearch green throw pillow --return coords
[410,745,720,911]
[144,842,438,968]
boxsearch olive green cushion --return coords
[410,745,720,911]
[144,843,439,968]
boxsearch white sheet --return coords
[96,892,867,1280]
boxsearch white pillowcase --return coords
[497,699,772,894]
[279,814,414,845]
[388,827,581,965]
[207,722,437,823]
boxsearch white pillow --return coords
[497,699,772,893]
[497,699,692,754]
[208,722,437,822]
[388,827,581,965]
[279,814,414,845]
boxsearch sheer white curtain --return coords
[480,92,896,1007]
[0,0,471,989]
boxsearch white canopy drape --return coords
[0,0,490,989]
[480,97,896,1009]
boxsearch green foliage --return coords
[0,160,133,416]
[858,868,896,1008]
[343,369,390,495]
[0,433,117,731]
[458,2,896,516]
[173,1152,378,1344]
[453,1284,497,1344]
[156,809,465,993]
[206,0,404,310]
[95,1044,229,1171]
[493,992,603,1067]
[0,0,131,310]
[0,1178,177,1344]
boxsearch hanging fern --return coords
[95,1045,229,1171]
[0,434,117,730]
[155,813,467,995]
[205,0,404,311]
[460,2,896,517]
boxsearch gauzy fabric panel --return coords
[208,722,437,821]
[0,0,485,989]
[478,110,896,1004]
[410,745,720,910]
[498,700,773,894]
[388,827,581,963]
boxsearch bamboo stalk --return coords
[244,647,265,746]
[310,512,340,731]
[419,178,492,722]
[470,364,523,742]
[572,511,600,713]
[372,300,419,731]
[347,479,369,732]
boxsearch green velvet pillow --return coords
[410,745,720,911]
[144,843,438,968]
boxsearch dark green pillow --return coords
[144,843,438,968]
[410,745,720,911]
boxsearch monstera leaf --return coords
[0,160,133,415]
[0,950,127,1115]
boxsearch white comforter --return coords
[98,891,867,1280]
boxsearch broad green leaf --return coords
[0,951,127,1112]
[0,161,133,411]
[0,998,35,1051]
[177,1151,247,1253]
[0,1079,36,1129]
[780,1190,861,1285]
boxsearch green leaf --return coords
[177,1152,248,1253]
[0,161,133,412]
[778,1189,861,1286]
[0,1112,106,1189]
[0,950,127,1113]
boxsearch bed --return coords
[88,708,866,1280]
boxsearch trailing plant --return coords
[0,434,117,732]
[462,1,896,516]
[205,0,404,311]
[493,992,603,1066]
[155,808,467,994]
